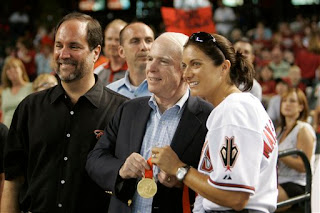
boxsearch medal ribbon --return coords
[144,157,153,179]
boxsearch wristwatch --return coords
[176,165,191,181]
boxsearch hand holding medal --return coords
[137,157,157,198]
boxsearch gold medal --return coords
[137,157,157,198]
[137,177,157,198]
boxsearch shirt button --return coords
[70,111,74,115]
[64,157,68,161]
[66,133,70,137]
[58,203,62,207]
[61,180,65,184]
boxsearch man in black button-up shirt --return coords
[2,12,128,213]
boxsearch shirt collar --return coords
[123,71,136,92]
[50,82,65,104]
[50,74,103,108]
[122,71,148,92]
[148,90,189,114]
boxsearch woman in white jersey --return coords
[151,32,278,213]
[277,88,316,212]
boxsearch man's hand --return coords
[119,153,150,179]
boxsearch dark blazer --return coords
[86,95,213,213]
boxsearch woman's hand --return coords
[157,170,183,188]
[151,146,185,176]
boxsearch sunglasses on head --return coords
[190,32,216,43]
[189,32,225,59]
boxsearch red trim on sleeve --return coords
[209,178,255,191]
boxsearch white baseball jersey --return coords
[194,93,278,213]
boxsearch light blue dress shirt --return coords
[107,71,152,99]
[132,91,189,213]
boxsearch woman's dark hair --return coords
[54,12,102,51]
[185,32,254,91]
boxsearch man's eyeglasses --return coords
[190,32,216,43]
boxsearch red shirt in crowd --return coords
[295,48,320,79]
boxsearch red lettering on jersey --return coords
[263,121,277,158]
[263,130,275,150]
[200,144,213,172]
[263,141,273,158]
[265,123,276,143]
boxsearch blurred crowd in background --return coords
[0,1,319,212]
[0,0,320,130]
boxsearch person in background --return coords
[283,49,295,66]
[86,32,213,213]
[214,0,236,38]
[267,78,290,128]
[107,22,154,99]
[284,65,306,93]
[229,28,243,43]
[32,73,58,92]
[33,25,50,50]
[234,38,263,101]
[269,46,290,79]
[0,87,4,122]
[312,86,320,167]
[255,47,272,72]
[152,32,278,213]
[94,19,128,86]
[1,12,128,213]
[277,88,316,212]
[1,57,32,128]
[247,21,272,42]
[16,37,37,81]
[278,21,294,50]
[259,65,276,107]
[35,42,54,75]
[294,32,320,87]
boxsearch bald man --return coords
[107,22,154,98]
[86,32,213,213]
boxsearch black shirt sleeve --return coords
[3,100,28,180]
[0,123,9,173]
